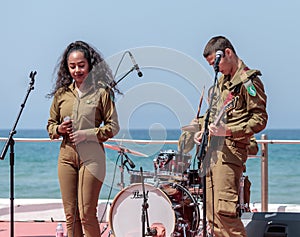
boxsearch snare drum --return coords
[109,183,175,237]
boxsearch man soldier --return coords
[194,36,267,237]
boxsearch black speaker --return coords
[242,212,300,237]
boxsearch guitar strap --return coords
[213,82,242,125]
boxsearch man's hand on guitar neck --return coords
[193,123,232,145]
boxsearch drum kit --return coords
[104,144,203,237]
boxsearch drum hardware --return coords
[173,203,183,210]
[100,223,109,235]
[187,170,202,187]
[177,218,189,237]
[118,147,135,189]
[238,175,245,215]
[107,229,113,237]
[105,143,148,190]
[154,150,176,170]
[140,167,159,237]
[153,150,192,183]
[159,182,200,237]
[153,151,175,183]
[152,157,160,184]
[237,175,251,216]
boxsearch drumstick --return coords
[196,86,205,118]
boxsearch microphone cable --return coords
[98,151,121,234]
[113,51,128,80]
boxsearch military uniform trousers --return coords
[205,145,247,237]
[58,143,104,237]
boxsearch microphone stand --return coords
[110,50,141,90]
[140,167,157,237]
[117,147,135,190]
[110,66,135,89]
[196,66,219,237]
[0,71,36,237]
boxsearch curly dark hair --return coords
[48,40,120,97]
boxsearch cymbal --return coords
[181,124,199,132]
[104,144,148,157]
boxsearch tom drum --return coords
[128,170,154,184]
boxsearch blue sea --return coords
[0,129,299,205]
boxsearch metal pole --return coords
[261,134,268,212]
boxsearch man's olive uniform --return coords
[205,60,267,237]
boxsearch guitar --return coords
[202,95,238,152]
[196,93,238,160]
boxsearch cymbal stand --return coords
[117,148,128,190]
[117,147,136,189]
[152,157,159,185]
[238,175,246,216]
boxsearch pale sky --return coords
[1,0,299,130]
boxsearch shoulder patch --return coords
[244,79,257,96]
[241,68,261,96]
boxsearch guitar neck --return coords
[213,107,226,126]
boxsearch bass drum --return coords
[159,182,200,237]
[109,183,175,237]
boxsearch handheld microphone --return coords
[64,116,71,122]
[214,50,224,72]
[128,51,143,77]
